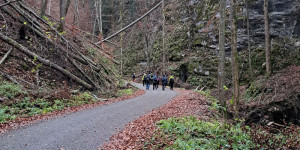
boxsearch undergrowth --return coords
[148,116,255,150]
[0,92,98,123]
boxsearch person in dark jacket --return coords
[145,73,151,90]
[156,75,160,89]
[131,73,136,82]
[161,75,168,91]
[152,75,158,90]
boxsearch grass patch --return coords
[148,116,255,150]
[117,89,133,97]
[0,92,98,123]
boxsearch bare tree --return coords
[218,0,226,116]
[264,0,271,77]
[40,0,48,17]
[59,0,71,32]
[230,0,240,117]
[162,0,166,75]
[73,0,79,26]
[246,0,253,80]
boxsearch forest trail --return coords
[0,83,176,150]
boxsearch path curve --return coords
[0,83,176,150]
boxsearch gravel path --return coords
[0,83,176,150]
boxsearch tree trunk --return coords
[48,0,52,15]
[144,34,150,72]
[120,0,123,76]
[59,0,71,32]
[264,0,271,77]
[73,0,79,26]
[246,0,253,80]
[40,0,48,17]
[218,0,226,116]
[230,0,240,117]
[162,0,166,75]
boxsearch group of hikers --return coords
[139,72,175,90]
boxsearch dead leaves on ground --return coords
[100,89,211,150]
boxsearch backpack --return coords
[170,77,174,83]
[145,75,150,82]
[153,76,157,81]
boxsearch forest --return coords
[0,0,299,149]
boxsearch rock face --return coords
[244,0,300,46]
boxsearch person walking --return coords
[142,73,146,86]
[152,75,158,90]
[156,75,160,89]
[131,73,136,82]
[145,73,151,90]
[169,75,175,90]
[162,75,168,91]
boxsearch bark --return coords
[40,0,48,17]
[218,0,226,115]
[0,32,92,89]
[230,0,240,117]
[246,0,253,80]
[59,0,71,31]
[264,0,271,77]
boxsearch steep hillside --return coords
[117,0,300,88]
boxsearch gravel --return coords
[0,83,176,150]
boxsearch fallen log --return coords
[0,32,93,89]
[0,48,12,65]
[0,0,21,8]
[0,71,19,84]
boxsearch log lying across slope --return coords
[0,32,93,89]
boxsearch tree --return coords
[218,0,226,115]
[162,0,166,75]
[264,0,271,77]
[230,0,240,117]
[40,0,48,17]
[59,0,71,32]
[246,0,253,80]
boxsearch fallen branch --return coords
[68,57,99,89]
[0,48,12,65]
[0,32,93,89]
[0,71,19,84]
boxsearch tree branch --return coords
[0,48,13,65]
[0,0,21,8]
[95,1,162,45]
